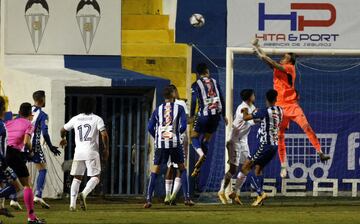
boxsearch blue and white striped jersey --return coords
[148,102,187,149]
[32,106,54,150]
[190,76,225,117]
[252,106,283,146]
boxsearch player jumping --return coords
[252,39,330,177]
[31,90,61,209]
[190,63,228,177]
[60,97,109,211]
[218,89,257,205]
[144,86,193,208]
[164,85,190,205]
[241,90,283,206]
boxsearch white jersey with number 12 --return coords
[64,113,106,161]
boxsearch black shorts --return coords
[6,147,29,178]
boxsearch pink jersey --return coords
[5,118,34,151]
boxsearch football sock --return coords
[220,172,233,193]
[146,173,158,202]
[250,174,264,196]
[70,178,81,208]
[180,170,190,200]
[82,177,100,198]
[191,137,204,157]
[165,179,173,197]
[36,169,47,198]
[233,172,247,193]
[171,177,182,198]
[23,187,36,221]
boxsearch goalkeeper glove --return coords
[280,164,287,178]
[50,146,61,156]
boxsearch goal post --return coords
[225,47,360,191]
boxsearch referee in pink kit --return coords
[6,103,45,224]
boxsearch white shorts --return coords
[70,156,101,177]
[227,140,249,166]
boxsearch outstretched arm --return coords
[252,41,286,72]
[41,114,53,147]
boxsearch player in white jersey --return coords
[218,89,257,205]
[164,85,190,205]
[59,97,109,211]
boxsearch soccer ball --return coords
[189,13,205,28]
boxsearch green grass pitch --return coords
[2,199,360,224]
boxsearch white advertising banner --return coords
[5,0,121,55]
[227,0,360,49]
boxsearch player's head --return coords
[19,102,33,120]
[196,63,209,77]
[163,86,175,101]
[33,90,46,107]
[266,89,278,106]
[0,96,5,119]
[280,53,297,65]
[169,84,179,99]
[79,97,95,115]
[240,89,255,104]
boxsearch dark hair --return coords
[163,86,174,100]
[79,97,95,115]
[287,53,297,65]
[196,63,208,75]
[0,97,5,114]
[19,102,32,117]
[240,89,255,101]
[266,89,278,104]
[32,90,45,101]
[168,84,178,92]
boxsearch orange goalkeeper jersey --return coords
[273,63,298,105]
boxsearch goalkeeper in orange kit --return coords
[252,39,330,178]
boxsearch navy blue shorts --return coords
[153,147,185,166]
[31,148,46,164]
[193,114,221,134]
[249,144,277,167]
[0,166,17,184]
